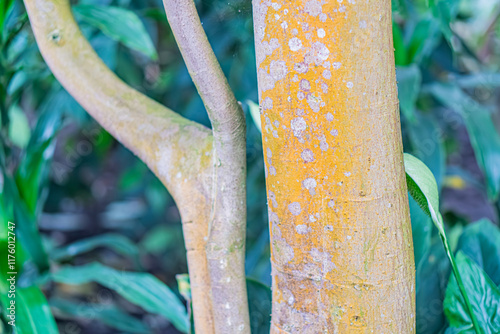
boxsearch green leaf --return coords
[429,83,500,201]
[15,137,54,215]
[404,153,481,333]
[245,100,262,133]
[175,274,194,334]
[73,5,158,60]
[416,238,449,334]
[7,104,30,149]
[50,262,188,333]
[429,0,460,40]
[247,278,271,334]
[0,286,58,334]
[407,18,442,64]
[404,153,443,234]
[397,64,422,122]
[50,233,141,266]
[393,22,408,66]
[456,219,500,286]
[0,0,15,34]
[15,104,61,216]
[444,252,500,334]
[456,73,500,89]
[407,112,445,190]
[140,225,180,255]
[50,298,151,334]
[409,196,432,272]
[1,175,49,272]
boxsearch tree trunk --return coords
[252,0,416,332]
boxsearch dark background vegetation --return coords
[1,0,500,333]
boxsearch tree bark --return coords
[252,0,416,332]
[162,1,250,333]
[24,0,216,332]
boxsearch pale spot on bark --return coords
[289,37,302,51]
[262,97,273,110]
[299,79,311,91]
[328,200,335,208]
[319,13,327,22]
[306,93,321,112]
[310,247,337,274]
[269,190,278,207]
[304,0,322,16]
[294,62,309,74]
[359,20,367,28]
[332,62,342,69]
[321,82,329,94]
[296,224,311,234]
[269,165,277,175]
[291,117,307,138]
[288,202,301,216]
[317,28,326,38]
[301,149,315,162]
[344,171,351,176]
[312,42,330,62]
[270,60,288,81]
[319,135,329,151]
[346,81,354,88]
[322,69,331,80]
[258,68,275,91]
[326,112,334,121]
[272,223,295,263]
[302,177,317,195]
[297,91,305,100]
[331,129,339,136]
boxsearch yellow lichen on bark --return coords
[253,0,416,332]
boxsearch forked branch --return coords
[162,0,250,333]
[24,0,216,332]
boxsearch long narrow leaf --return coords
[404,153,481,334]
[50,298,150,334]
[444,252,500,333]
[73,5,158,60]
[50,233,141,267]
[50,262,188,333]
[0,286,58,334]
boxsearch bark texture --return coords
[252,0,416,332]
[162,1,250,333]
[23,0,218,332]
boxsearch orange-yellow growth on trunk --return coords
[253,0,416,332]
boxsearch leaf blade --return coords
[50,262,188,333]
[73,5,158,60]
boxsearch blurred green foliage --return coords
[0,0,499,332]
